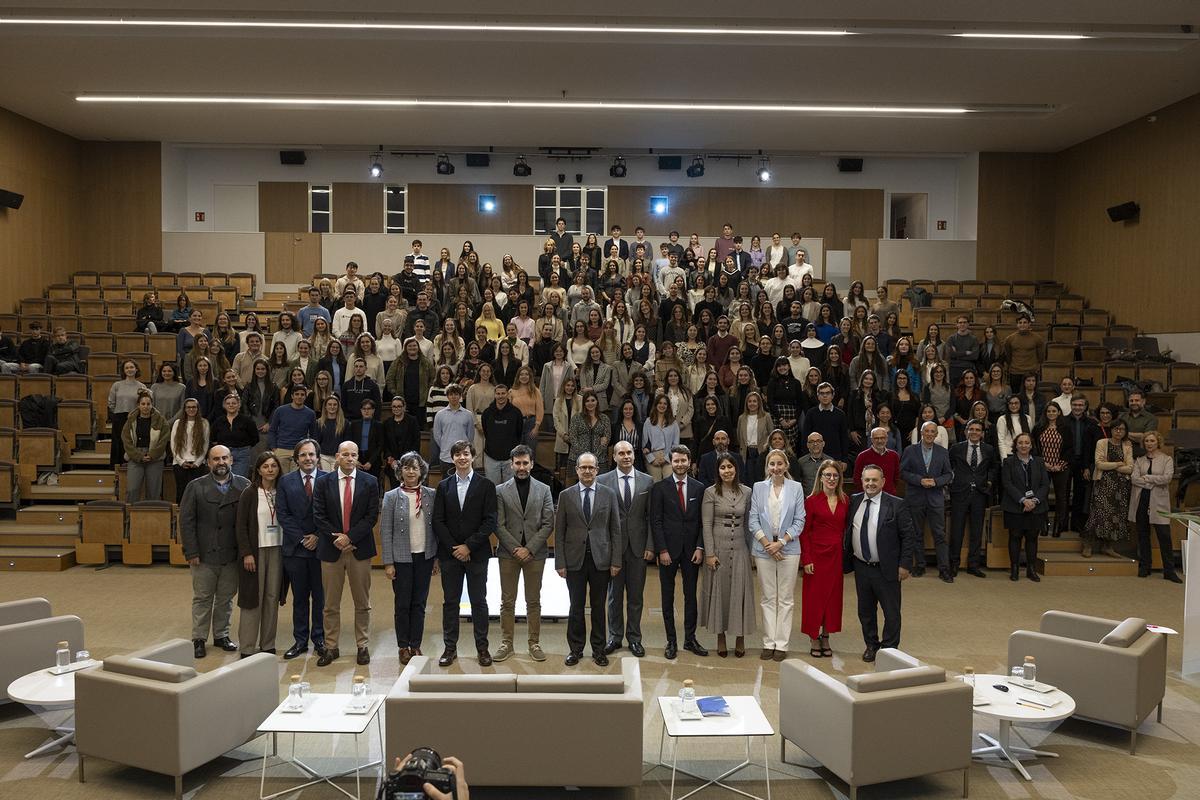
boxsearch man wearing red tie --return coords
[313,440,381,667]
[649,445,709,660]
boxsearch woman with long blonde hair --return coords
[800,459,849,658]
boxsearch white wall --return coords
[877,240,977,282]
[162,231,265,277]
[162,144,979,239]
[1149,332,1200,363]
[956,152,980,240]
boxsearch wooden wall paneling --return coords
[258,182,310,233]
[331,182,385,233]
[265,232,321,285]
[407,184,531,234]
[850,238,880,288]
[976,153,1056,282]
[78,142,163,272]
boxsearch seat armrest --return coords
[0,597,51,627]
[1008,630,1144,726]
[1039,610,1120,643]
[621,657,641,697]
[874,648,924,672]
[779,661,853,779]
[124,638,195,668]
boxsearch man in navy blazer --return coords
[649,445,709,659]
[842,464,918,662]
[432,439,499,667]
[899,422,955,582]
[274,438,326,660]
[312,440,381,667]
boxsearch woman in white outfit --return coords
[748,448,807,661]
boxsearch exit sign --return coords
[936,220,947,231]
[195,211,205,222]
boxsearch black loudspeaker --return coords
[1107,201,1140,222]
[837,158,864,173]
[0,189,23,209]
[658,156,682,171]
[465,153,490,167]
[279,150,306,165]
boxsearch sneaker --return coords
[493,643,514,662]
[528,643,547,662]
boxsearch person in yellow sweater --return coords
[476,302,505,342]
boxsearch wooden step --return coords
[1037,553,1139,577]
[0,547,77,572]
[26,485,116,502]
[65,450,110,467]
[0,523,79,547]
[58,470,117,489]
[17,505,80,525]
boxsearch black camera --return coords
[378,747,457,799]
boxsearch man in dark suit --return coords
[603,224,629,262]
[555,452,623,666]
[899,422,955,582]
[274,438,326,660]
[347,398,384,478]
[1065,396,1101,531]
[432,439,498,667]
[696,431,747,488]
[649,445,709,659]
[599,441,654,658]
[843,463,918,662]
[550,216,574,259]
[948,420,998,578]
[312,440,381,667]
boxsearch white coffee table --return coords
[256,693,384,800]
[6,660,101,758]
[970,674,1076,780]
[651,695,774,800]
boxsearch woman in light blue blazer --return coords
[380,451,439,665]
[748,448,807,661]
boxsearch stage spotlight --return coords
[513,156,532,177]
[686,156,705,178]
[609,156,627,179]
[368,154,384,179]
[436,154,455,175]
[756,157,771,183]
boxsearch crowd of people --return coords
[127,221,1179,667]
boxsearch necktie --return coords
[677,479,686,512]
[622,475,632,510]
[860,498,874,562]
[582,486,592,522]
[304,473,312,499]
[342,475,352,533]
[970,445,979,469]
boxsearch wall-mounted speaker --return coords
[465,153,491,167]
[658,156,682,171]
[837,158,864,173]
[0,189,23,209]
[1106,201,1139,222]
[279,150,306,165]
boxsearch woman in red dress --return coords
[801,458,849,657]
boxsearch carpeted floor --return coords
[1,564,1196,799]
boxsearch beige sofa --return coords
[75,638,278,799]
[386,656,643,787]
[0,597,85,702]
[1008,610,1167,753]
[780,648,972,800]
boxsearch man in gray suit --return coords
[180,445,251,659]
[600,441,654,658]
[554,452,623,667]
[899,422,955,583]
[494,445,555,663]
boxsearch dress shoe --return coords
[477,649,493,667]
[603,639,621,656]
[528,643,547,662]
[734,638,746,658]
[437,649,457,667]
[949,567,959,578]
[684,639,709,657]
[664,642,678,660]
[493,643,513,662]
[772,650,787,662]
[1138,567,1151,578]
[1166,573,1184,584]
[313,642,328,657]
[412,647,423,657]
[911,565,926,577]
[565,651,582,667]
[398,647,412,665]
[193,639,207,659]
[262,649,276,655]
[214,637,238,652]
[317,648,339,667]
[939,571,954,584]
[240,653,251,660]
[716,635,728,658]
[862,647,877,663]
[760,648,775,660]
[1081,542,1093,558]
[1026,569,1041,582]
[1010,566,1019,582]
[966,568,987,578]
[356,647,370,665]
[629,642,646,658]
[593,653,609,667]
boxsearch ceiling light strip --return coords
[75,95,973,114]
[953,33,1090,40]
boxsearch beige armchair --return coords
[75,638,278,799]
[0,597,85,701]
[1007,610,1166,753]
[780,648,972,800]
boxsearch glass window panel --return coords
[560,208,582,232]
[534,208,556,235]
[559,188,582,208]
[534,188,557,206]
[312,213,330,234]
[586,189,605,207]
[586,210,605,235]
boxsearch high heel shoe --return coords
[734,637,745,658]
[716,634,728,658]
[819,634,833,657]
